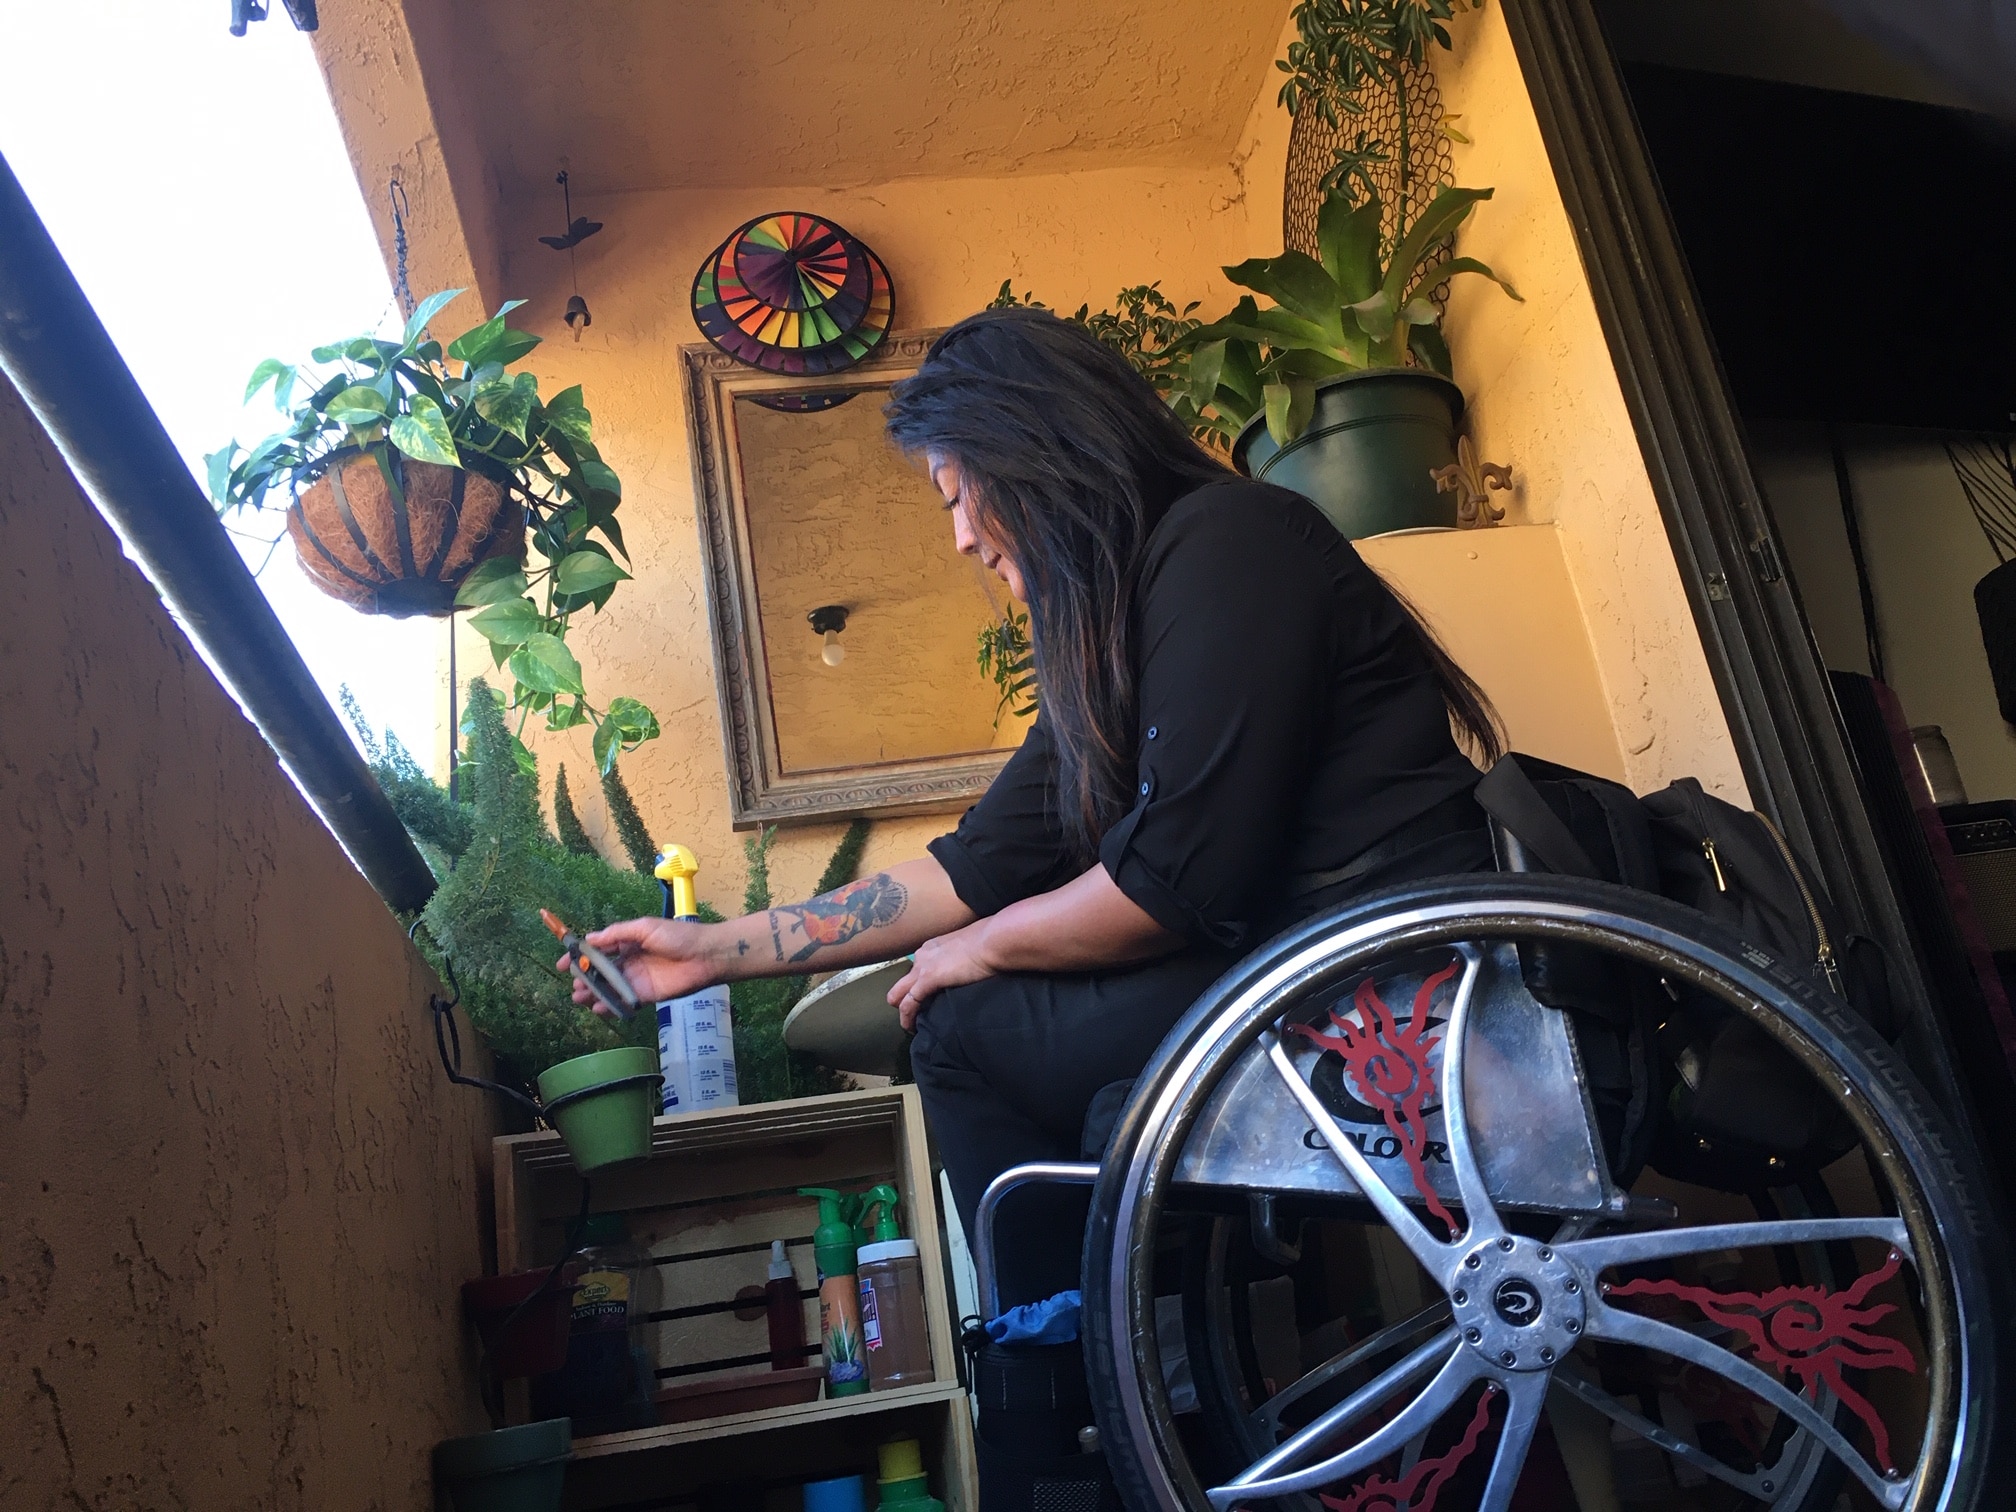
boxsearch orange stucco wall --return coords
[0,373,497,1510]
[1435,3,1749,800]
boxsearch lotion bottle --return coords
[652,845,738,1113]
[799,1187,868,1397]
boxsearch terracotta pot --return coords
[287,449,525,617]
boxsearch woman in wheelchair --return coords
[574,310,2004,1512]
[572,308,1513,1502]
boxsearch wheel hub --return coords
[1448,1235,1585,1371]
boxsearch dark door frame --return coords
[1498,0,1976,1122]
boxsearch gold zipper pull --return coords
[1701,836,1729,893]
[1818,942,1846,996]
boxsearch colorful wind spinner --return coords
[691,212,894,376]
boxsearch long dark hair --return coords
[886,307,1501,859]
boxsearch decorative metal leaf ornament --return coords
[692,212,894,375]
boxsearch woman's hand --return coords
[887,919,1003,1031]
[559,918,719,1015]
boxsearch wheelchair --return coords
[973,874,2009,1512]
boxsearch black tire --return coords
[1083,875,2012,1512]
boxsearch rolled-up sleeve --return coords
[928,716,1076,917]
[1098,494,1332,949]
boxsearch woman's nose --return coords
[951,507,979,556]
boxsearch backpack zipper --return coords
[1680,782,1730,892]
[1700,835,1729,892]
[1754,811,1846,996]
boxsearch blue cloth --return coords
[985,1289,1082,1345]
[802,1475,865,1512]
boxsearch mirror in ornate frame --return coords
[683,331,1031,827]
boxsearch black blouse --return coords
[928,478,1481,953]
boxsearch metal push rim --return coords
[1094,884,1974,1512]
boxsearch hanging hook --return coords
[388,179,415,321]
[538,169,604,251]
[228,0,317,35]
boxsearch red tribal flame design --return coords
[1607,1249,1917,1472]
[1289,960,1460,1237]
[1315,1386,1496,1512]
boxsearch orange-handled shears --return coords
[541,909,641,1021]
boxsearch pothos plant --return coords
[1182,184,1520,448]
[207,289,659,772]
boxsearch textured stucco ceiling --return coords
[432,0,1291,199]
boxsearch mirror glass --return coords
[734,389,1027,774]
[685,331,1031,827]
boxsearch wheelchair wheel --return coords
[1083,875,2008,1512]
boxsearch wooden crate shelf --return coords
[573,1378,968,1460]
[493,1086,974,1512]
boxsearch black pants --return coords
[914,821,1496,1311]
[913,947,1237,1308]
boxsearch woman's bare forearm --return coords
[975,863,1180,974]
[701,855,974,981]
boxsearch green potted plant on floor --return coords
[209,290,657,772]
[1183,184,1520,537]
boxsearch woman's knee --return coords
[907,977,994,1090]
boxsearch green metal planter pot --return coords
[434,1418,572,1512]
[536,1047,661,1174]
[1232,369,1465,539]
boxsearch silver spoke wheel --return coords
[1084,877,2003,1512]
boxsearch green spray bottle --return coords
[799,1187,868,1396]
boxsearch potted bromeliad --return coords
[1181,184,1520,538]
[993,0,1519,539]
[209,289,658,772]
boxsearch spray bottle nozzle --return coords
[654,843,701,919]
[799,1187,860,1277]
[858,1183,903,1243]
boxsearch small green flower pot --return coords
[433,1418,571,1512]
[536,1047,661,1174]
[1233,368,1465,540]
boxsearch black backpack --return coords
[1474,753,1895,1192]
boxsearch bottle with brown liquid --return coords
[854,1185,933,1391]
[764,1238,807,1370]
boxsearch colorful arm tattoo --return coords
[768,873,910,964]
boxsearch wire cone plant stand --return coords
[1283,57,1457,274]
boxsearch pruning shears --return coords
[541,908,640,1022]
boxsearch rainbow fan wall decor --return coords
[691,212,895,375]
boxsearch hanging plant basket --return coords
[288,448,527,618]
